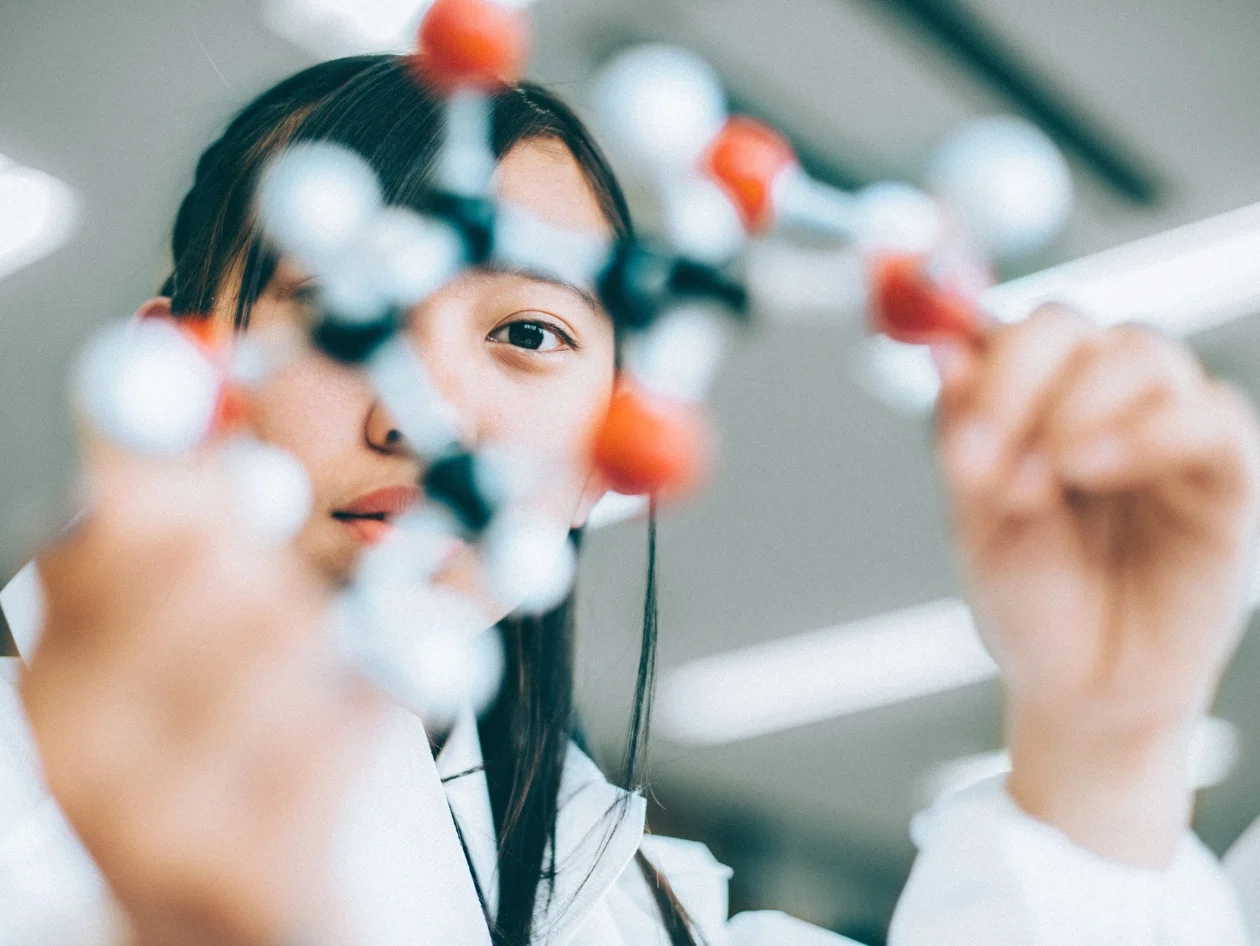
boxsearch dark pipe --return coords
[855,0,1162,204]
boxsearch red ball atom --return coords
[171,317,251,436]
[701,116,797,233]
[414,0,531,93]
[213,384,252,435]
[593,380,712,499]
[176,315,229,356]
[869,254,982,345]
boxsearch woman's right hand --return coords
[19,446,383,946]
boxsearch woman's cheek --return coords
[247,359,371,581]
[494,367,610,516]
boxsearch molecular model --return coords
[71,0,1073,725]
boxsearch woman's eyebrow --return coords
[475,259,604,313]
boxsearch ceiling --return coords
[4,0,1260,937]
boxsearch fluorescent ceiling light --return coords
[264,0,432,58]
[922,716,1240,806]
[657,597,996,746]
[982,199,1260,337]
[0,154,77,285]
[660,576,1260,747]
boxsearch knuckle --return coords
[1102,327,1202,395]
[1027,301,1096,331]
[999,307,1096,362]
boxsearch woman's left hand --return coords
[933,304,1260,867]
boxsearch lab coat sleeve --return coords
[1224,816,1260,939]
[888,775,1248,946]
[0,659,129,946]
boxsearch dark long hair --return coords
[161,56,699,945]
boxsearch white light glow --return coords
[264,0,432,57]
[982,199,1260,336]
[658,597,996,746]
[0,154,77,284]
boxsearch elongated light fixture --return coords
[0,154,77,285]
[657,597,996,746]
[982,199,1260,337]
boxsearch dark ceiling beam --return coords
[855,0,1162,205]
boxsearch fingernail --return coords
[1067,434,1126,477]
[955,422,1000,480]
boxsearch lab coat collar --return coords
[1,561,42,660]
[435,703,501,921]
[435,703,648,946]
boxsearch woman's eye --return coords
[488,319,572,352]
[290,284,322,315]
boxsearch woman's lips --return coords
[338,516,395,546]
[339,485,422,518]
[333,485,422,546]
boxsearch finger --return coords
[938,305,1097,507]
[1058,380,1260,499]
[1045,327,1203,450]
[929,337,980,406]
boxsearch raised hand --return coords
[20,446,382,946]
[934,304,1260,866]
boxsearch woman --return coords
[3,55,1258,945]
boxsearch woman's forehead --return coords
[492,138,613,240]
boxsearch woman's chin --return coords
[296,523,513,626]
[430,562,513,628]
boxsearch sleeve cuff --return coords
[890,774,1247,946]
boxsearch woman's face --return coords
[208,137,618,620]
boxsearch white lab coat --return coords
[1225,820,1260,938]
[0,563,1249,945]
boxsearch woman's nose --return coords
[400,297,483,449]
[364,399,409,455]
[362,361,481,455]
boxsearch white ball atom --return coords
[626,304,729,403]
[662,174,747,264]
[258,142,383,269]
[335,581,502,728]
[850,334,941,417]
[73,318,221,455]
[218,437,313,544]
[369,208,464,308]
[483,513,577,615]
[928,116,1073,261]
[592,45,728,177]
[853,181,946,256]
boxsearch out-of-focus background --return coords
[4,1,1260,941]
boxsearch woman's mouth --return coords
[332,485,421,546]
